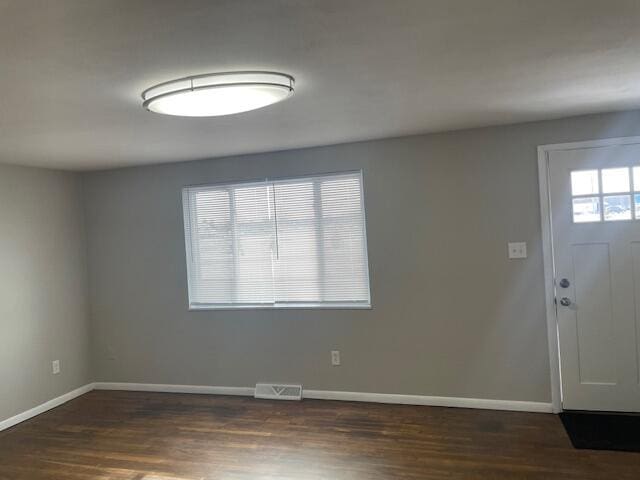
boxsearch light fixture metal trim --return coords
[141,71,295,117]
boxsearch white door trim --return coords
[537,135,640,414]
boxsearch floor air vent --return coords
[255,383,303,401]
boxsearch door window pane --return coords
[633,167,640,191]
[571,170,599,196]
[601,167,630,194]
[573,197,601,223]
[603,195,631,221]
[635,194,640,218]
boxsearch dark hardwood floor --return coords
[0,391,639,479]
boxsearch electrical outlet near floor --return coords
[52,360,60,375]
[331,350,341,366]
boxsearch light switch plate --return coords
[508,242,527,259]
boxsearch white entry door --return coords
[549,144,640,412]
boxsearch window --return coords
[182,171,371,309]
[570,167,640,223]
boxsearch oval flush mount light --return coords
[141,71,294,117]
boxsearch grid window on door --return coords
[570,167,640,223]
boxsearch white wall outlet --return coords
[508,242,527,259]
[52,360,60,375]
[331,350,341,366]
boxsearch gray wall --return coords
[0,164,90,422]
[84,110,640,403]
[4,109,640,422]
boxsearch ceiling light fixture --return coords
[142,71,295,117]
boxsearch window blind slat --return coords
[182,171,371,309]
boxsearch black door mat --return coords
[560,411,640,452]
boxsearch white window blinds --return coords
[182,171,371,309]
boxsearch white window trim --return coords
[182,170,372,311]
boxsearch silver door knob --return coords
[559,297,571,307]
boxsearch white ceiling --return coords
[2,0,640,170]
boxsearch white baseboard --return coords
[0,382,552,431]
[94,382,552,413]
[303,389,553,413]
[0,383,95,432]
[93,382,254,397]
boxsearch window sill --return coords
[188,303,372,311]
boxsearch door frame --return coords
[538,135,640,413]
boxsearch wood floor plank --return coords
[0,391,638,479]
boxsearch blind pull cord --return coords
[271,183,280,259]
